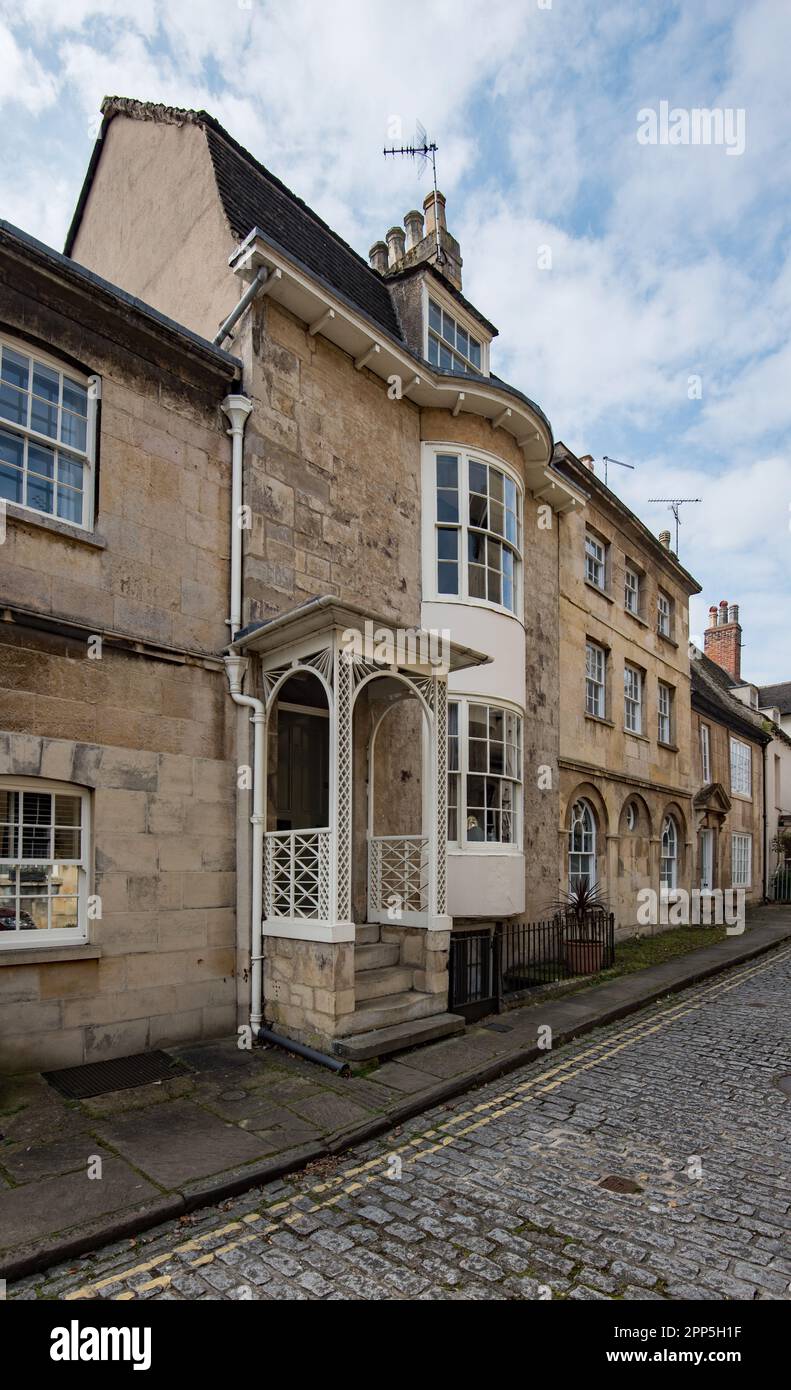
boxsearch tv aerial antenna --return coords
[601,455,635,489]
[648,497,702,556]
[384,120,442,263]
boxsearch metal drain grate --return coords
[599,1174,643,1195]
[43,1050,187,1099]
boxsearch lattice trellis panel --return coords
[369,835,429,914]
[434,677,448,916]
[265,829,331,921]
[335,653,353,922]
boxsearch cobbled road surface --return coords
[11,945,791,1301]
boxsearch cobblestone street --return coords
[11,945,791,1302]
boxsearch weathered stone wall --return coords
[558,489,697,935]
[262,937,355,1047]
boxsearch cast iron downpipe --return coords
[224,654,266,1036]
[257,1026,350,1075]
[213,265,269,347]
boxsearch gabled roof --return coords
[691,648,771,744]
[693,782,732,814]
[758,680,791,714]
[66,98,403,343]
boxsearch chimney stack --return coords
[579,454,595,471]
[386,225,406,268]
[659,529,671,549]
[704,598,742,681]
[371,191,463,289]
[404,209,424,252]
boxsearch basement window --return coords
[427,297,482,375]
[0,782,89,948]
[0,335,97,530]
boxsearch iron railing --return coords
[448,911,615,1018]
[768,866,791,903]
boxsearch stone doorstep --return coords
[332,1011,466,1062]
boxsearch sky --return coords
[1,0,789,682]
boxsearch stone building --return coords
[553,445,702,937]
[693,601,788,898]
[17,95,582,1060]
[0,220,241,1070]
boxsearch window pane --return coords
[456,326,468,357]
[27,442,55,478]
[437,561,458,595]
[489,469,504,502]
[31,395,58,438]
[469,493,488,528]
[436,454,458,489]
[57,486,83,523]
[437,488,459,523]
[429,299,442,333]
[469,739,487,771]
[60,411,87,452]
[0,428,23,502]
[32,363,59,403]
[441,310,455,345]
[489,500,504,536]
[469,460,487,495]
[1,347,30,390]
[468,531,485,564]
[437,528,458,560]
[63,379,88,416]
[469,705,488,740]
[26,474,54,513]
[468,564,485,598]
[58,456,84,489]
[439,342,454,371]
[427,334,439,366]
[0,381,27,425]
[469,339,481,369]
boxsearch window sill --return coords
[447,845,524,857]
[0,942,99,967]
[624,729,649,742]
[657,630,678,648]
[657,740,679,752]
[585,579,613,603]
[624,609,649,628]
[730,791,753,803]
[5,504,105,550]
[585,713,615,728]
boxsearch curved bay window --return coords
[660,814,678,890]
[0,783,89,946]
[433,448,522,615]
[569,799,596,890]
[447,700,522,847]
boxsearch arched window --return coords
[625,802,636,832]
[569,799,596,890]
[660,815,678,890]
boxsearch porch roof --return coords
[229,595,491,672]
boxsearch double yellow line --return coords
[59,945,789,1301]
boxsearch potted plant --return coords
[549,879,611,976]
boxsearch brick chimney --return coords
[704,599,742,680]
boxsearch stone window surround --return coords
[420,279,490,379]
[0,776,91,951]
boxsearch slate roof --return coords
[758,681,791,714]
[691,648,771,744]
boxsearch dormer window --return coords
[427,297,482,375]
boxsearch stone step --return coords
[354,942,400,972]
[338,989,442,1036]
[355,924,380,945]
[333,1012,465,1062]
[354,964,413,1002]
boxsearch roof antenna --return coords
[648,497,702,556]
[601,455,635,489]
[384,120,442,264]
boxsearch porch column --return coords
[428,673,451,929]
[332,643,354,928]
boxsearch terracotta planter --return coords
[564,938,605,976]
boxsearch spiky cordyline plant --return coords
[547,878,611,937]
